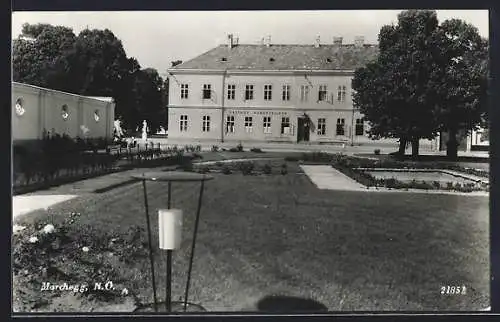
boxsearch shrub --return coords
[236,142,244,152]
[229,147,239,152]
[179,158,193,172]
[262,163,272,175]
[250,147,264,153]
[446,182,454,190]
[211,145,220,152]
[432,181,441,189]
[239,162,254,175]
[198,166,210,174]
[221,165,232,175]
[215,161,224,168]
[284,156,299,162]
[195,145,202,152]
[280,163,288,175]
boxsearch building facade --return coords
[167,35,441,150]
[12,82,115,147]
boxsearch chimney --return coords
[228,34,234,49]
[315,36,321,48]
[333,36,343,46]
[265,35,271,47]
[354,36,365,47]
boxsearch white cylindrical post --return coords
[158,209,183,250]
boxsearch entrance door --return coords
[297,117,310,143]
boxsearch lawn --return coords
[12,161,490,312]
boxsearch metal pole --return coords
[166,181,172,312]
[166,250,172,312]
[142,180,158,312]
[184,179,205,311]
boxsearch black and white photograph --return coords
[11,9,490,313]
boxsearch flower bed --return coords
[12,216,149,312]
[330,154,488,193]
[193,160,290,176]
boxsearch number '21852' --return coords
[441,286,466,295]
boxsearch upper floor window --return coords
[181,84,189,99]
[317,118,326,136]
[355,118,364,136]
[336,118,345,136]
[263,116,272,134]
[264,85,272,101]
[244,116,253,133]
[180,115,188,132]
[300,85,310,102]
[226,115,235,133]
[227,84,236,100]
[203,84,212,99]
[282,85,290,101]
[318,85,327,101]
[337,85,346,102]
[202,115,211,132]
[245,85,254,100]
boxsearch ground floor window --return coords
[317,118,326,136]
[202,115,210,132]
[180,115,188,132]
[263,116,272,134]
[355,118,364,136]
[226,115,235,133]
[336,118,345,136]
[281,117,291,135]
[244,116,253,133]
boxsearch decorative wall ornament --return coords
[15,98,25,116]
[61,105,69,120]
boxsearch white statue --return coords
[114,120,124,138]
[142,120,148,142]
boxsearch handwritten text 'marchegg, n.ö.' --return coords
[40,282,89,293]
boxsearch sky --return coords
[12,10,489,76]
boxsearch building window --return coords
[15,98,25,116]
[336,118,345,136]
[61,105,69,120]
[227,84,236,100]
[245,85,254,100]
[317,118,326,136]
[202,115,211,132]
[337,85,346,102]
[181,84,189,99]
[94,110,100,122]
[263,116,272,134]
[318,85,327,101]
[264,85,272,101]
[180,115,188,132]
[281,117,290,135]
[355,118,364,136]
[226,115,235,133]
[203,84,211,99]
[300,85,310,102]
[244,116,253,133]
[282,85,290,101]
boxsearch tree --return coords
[132,68,167,134]
[433,19,488,159]
[13,23,76,92]
[352,10,443,157]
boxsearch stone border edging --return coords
[355,167,489,184]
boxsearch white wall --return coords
[12,82,115,143]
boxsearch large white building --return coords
[167,35,400,146]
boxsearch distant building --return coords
[167,34,407,146]
[12,82,115,148]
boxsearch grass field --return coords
[13,162,490,312]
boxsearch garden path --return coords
[300,165,367,191]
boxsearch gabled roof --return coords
[171,44,379,71]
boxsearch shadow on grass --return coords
[256,295,328,313]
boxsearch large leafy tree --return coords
[352,10,443,157]
[13,23,77,92]
[433,19,488,159]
